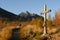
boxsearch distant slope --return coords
[0,8,17,21]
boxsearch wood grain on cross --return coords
[40,4,51,35]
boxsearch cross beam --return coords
[40,4,51,35]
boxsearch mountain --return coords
[0,8,18,21]
[19,11,40,18]
[19,11,40,21]
[0,8,43,21]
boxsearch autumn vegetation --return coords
[0,10,60,40]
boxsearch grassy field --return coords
[0,21,60,40]
[0,12,60,40]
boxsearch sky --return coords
[0,0,60,18]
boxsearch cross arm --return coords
[40,12,44,15]
[46,9,51,13]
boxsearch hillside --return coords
[0,8,18,21]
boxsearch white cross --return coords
[40,4,51,35]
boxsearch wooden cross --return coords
[40,4,51,35]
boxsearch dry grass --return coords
[0,20,60,40]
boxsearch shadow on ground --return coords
[8,28,21,40]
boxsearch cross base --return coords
[41,34,51,40]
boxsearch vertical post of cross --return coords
[40,4,51,35]
[44,4,47,35]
